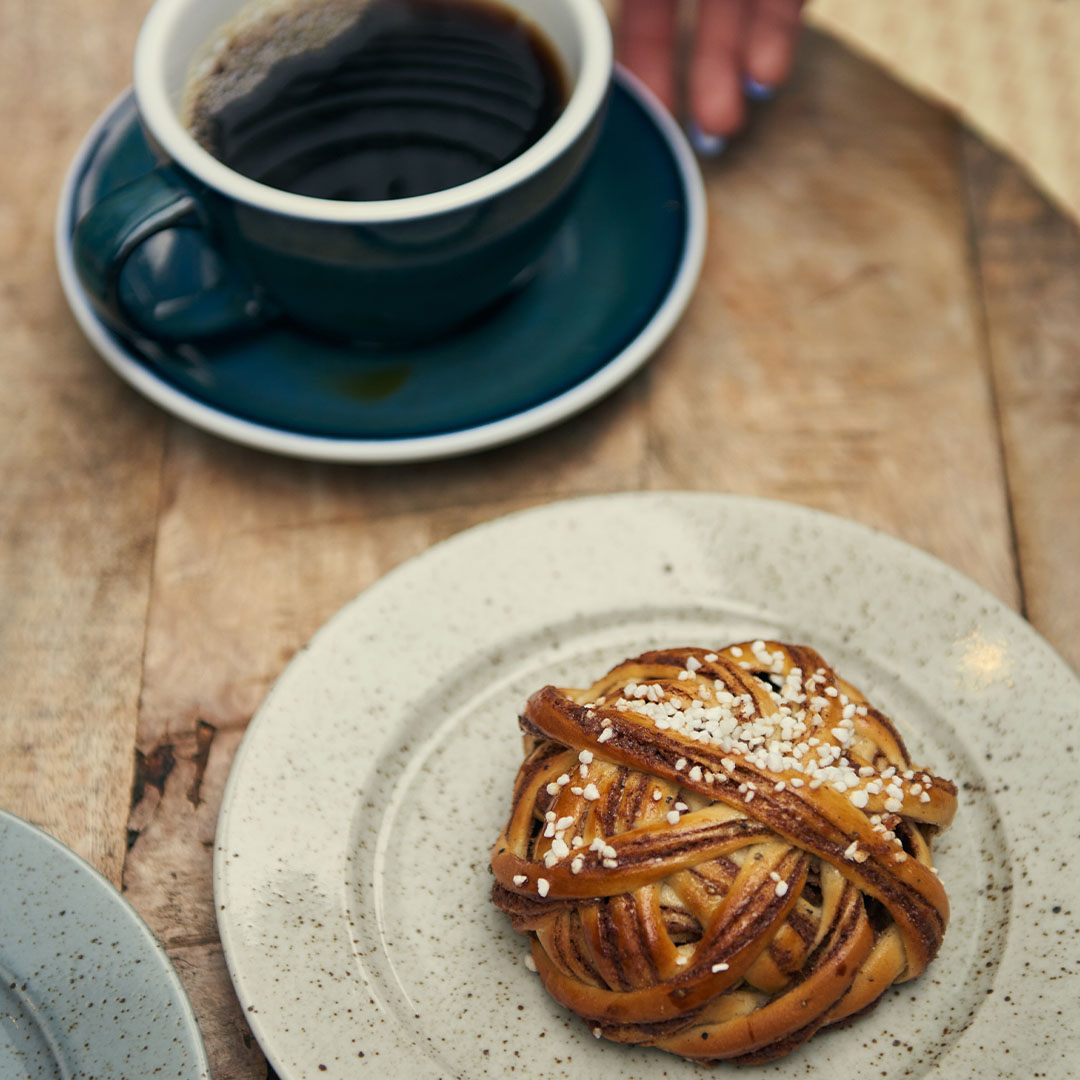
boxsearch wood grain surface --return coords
[1,4,1078,1078]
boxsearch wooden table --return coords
[2,7,1078,1077]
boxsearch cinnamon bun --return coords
[490,643,956,1063]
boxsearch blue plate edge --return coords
[0,808,212,1079]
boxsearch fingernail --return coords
[743,77,776,102]
[687,122,727,158]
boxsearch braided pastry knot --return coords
[490,643,957,1064]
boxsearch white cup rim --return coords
[134,0,612,224]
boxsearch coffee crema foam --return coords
[183,0,377,147]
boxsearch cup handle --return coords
[73,166,270,340]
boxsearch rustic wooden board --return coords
[2,4,1075,1078]
[642,33,1018,608]
[0,0,161,882]
[962,133,1080,673]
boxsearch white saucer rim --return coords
[54,67,706,464]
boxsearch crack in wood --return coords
[131,741,177,809]
[165,934,228,951]
[187,718,217,808]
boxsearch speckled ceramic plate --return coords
[0,809,210,1080]
[215,493,1079,1080]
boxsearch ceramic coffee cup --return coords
[73,0,612,345]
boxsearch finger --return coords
[743,0,804,90]
[689,0,747,142]
[616,0,680,113]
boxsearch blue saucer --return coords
[57,69,704,462]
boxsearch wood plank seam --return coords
[958,151,1028,621]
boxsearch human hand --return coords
[616,0,805,154]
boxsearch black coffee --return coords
[186,0,567,201]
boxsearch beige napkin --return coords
[807,0,1080,222]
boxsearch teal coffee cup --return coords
[73,0,613,345]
